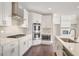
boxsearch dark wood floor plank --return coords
[23,44,55,56]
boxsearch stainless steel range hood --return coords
[12,2,24,18]
[12,2,24,26]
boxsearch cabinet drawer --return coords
[3,40,18,56]
[4,40,18,48]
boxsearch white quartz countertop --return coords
[0,34,32,45]
[56,35,79,56]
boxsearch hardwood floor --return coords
[23,44,55,56]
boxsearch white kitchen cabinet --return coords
[3,3,12,26]
[26,35,32,50]
[53,14,77,25]
[53,37,63,56]
[21,9,28,27]
[19,37,27,56]
[53,14,60,24]
[31,12,42,23]
[53,14,77,27]
[71,15,77,24]
[0,46,2,56]
[53,37,58,54]
[2,2,12,26]
[19,35,32,56]
[24,9,28,20]
[56,40,63,56]
[0,3,4,26]
[0,2,12,26]
[3,40,18,56]
[61,15,71,27]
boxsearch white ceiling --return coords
[20,2,79,14]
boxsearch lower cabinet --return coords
[19,35,32,56]
[3,40,19,56]
[0,46,2,56]
[27,35,32,50]
[0,35,32,56]
[54,37,63,56]
[19,37,27,56]
[56,40,63,56]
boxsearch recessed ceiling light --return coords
[48,8,52,10]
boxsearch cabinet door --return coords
[57,41,63,56]
[19,37,27,56]
[28,38,32,48]
[0,3,4,26]
[53,37,58,53]
[3,41,18,56]
[27,35,32,49]
[21,9,28,27]
[0,46,2,56]
[61,16,71,27]
[53,14,60,24]
[71,15,77,24]
[2,2,12,26]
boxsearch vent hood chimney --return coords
[12,2,24,18]
[12,2,24,26]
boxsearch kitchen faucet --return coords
[69,28,77,40]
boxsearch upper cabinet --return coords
[21,9,29,27]
[70,15,77,24]
[53,14,60,24]
[0,2,12,26]
[60,15,77,27]
[0,3,3,26]
[53,14,77,27]
[31,12,42,23]
[3,2,12,26]
[61,15,71,27]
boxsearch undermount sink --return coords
[60,38,78,43]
